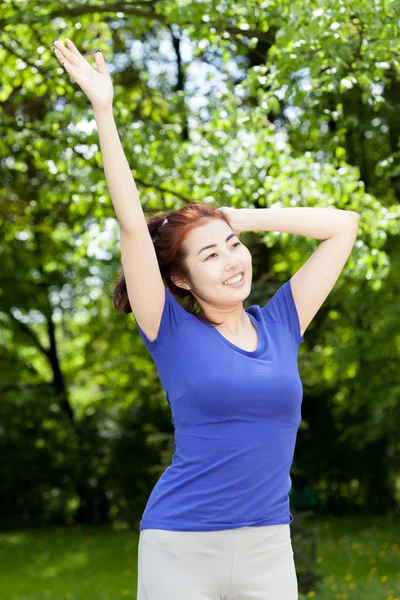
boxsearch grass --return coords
[0,526,138,600]
[300,514,400,600]
[0,515,398,599]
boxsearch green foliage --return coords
[0,0,399,532]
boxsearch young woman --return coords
[53,39,360,599]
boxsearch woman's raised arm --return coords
[53,39,166,341]
[53,38,145,232]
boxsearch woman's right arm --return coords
[95,108,165,340]
[53,39,165,340]
[93,107,146,232]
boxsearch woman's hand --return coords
[218,206,243,236]
[53,39,113,113]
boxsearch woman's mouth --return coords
[223,272,244,287]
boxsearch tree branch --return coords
[134,177,195,204]
[225,27,276,45]
[46,2,167,25]
[0,39,46,72]
[7,311,50,359]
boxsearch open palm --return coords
[53,38,113,111]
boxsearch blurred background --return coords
[0,0,400,599]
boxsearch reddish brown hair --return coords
[113,202,232,326]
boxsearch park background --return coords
[1,0,400,598]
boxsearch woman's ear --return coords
[171,275,191,291]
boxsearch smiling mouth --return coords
[223,272,244,285]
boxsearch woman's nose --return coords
[225,257,241,271]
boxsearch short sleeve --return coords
[134,286,190,352]
[261,279,304,345]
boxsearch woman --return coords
[53,39,360,599]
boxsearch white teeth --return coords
[224,273,243,285]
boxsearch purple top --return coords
[135,279,304,531]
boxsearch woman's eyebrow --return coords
[197,232,238,256]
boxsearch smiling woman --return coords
[113,201,251,327]
[132,222,305,600]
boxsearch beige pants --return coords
[137,523,298,599]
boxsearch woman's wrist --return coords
[93,105,114,122]
[235,208,260,234]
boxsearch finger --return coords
[53,48,64,65]
[94,50,107,75]
[53,40,81,67]
[54,49,86,86]
[65,38,87,63]
[57,57,84,83]
[54,48,73,70]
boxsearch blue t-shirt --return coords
[135,279,304,532]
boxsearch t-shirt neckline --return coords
[211,310,264,357]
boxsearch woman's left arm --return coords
[226,207,360,338]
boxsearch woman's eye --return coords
[206,242,241,260]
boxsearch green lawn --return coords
[0,515,398,600]
[0,526,138,600]
[300,515,400,600]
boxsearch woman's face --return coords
[173,218,253,309]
